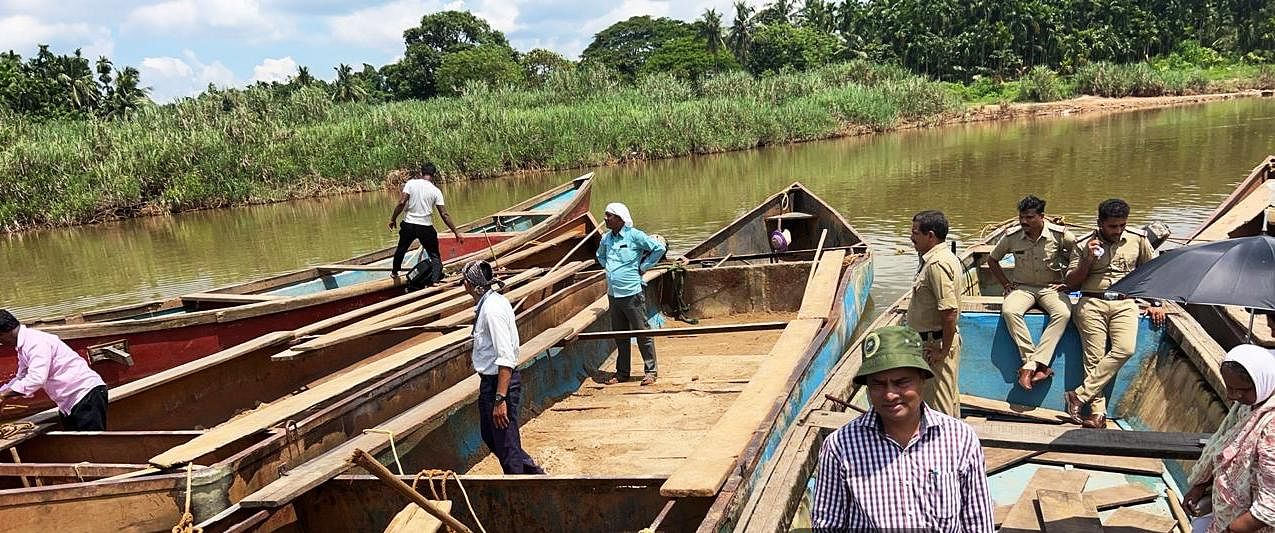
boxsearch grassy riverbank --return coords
[3,60,1273,232]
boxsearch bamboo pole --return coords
[513,225,601,312]
[349,449,473,533]
[806,229,829,285]
[1165,487,1193,533]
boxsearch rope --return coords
[667,262,699,324]
[412,469,488,533]
[363,429,404,476]
[171,463,203,533]
[0,421,36,440]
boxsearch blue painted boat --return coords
[729,218,1230,533]
[199,182,874,532]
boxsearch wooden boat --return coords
[0,174,593,420]
[730,218,1229,533]
[195,182,875,532]
[0,215,604,532]
[1183,155,1275,349]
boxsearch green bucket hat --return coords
[853,325,934,385]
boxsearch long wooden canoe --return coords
[1184,155,1275,349]
[0,216,604,533]
[731,218,1228,533]
[0,174,593,420]
[197,182,874,532]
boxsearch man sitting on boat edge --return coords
[812,325,994,532]
[0,309,108,431]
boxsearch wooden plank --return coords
[1036,490,1102,533]
[994,504,1013,528]
[236,294,616,508]
[0,462,149,478]
[796,250,847,319]
[181,292,283,304]
[660,318,826,497]
[562,321,789,343]
[986,448,1041,474]
[802,412,1207,459]
[385,500,453,533]
[1034,452,1164,475]
[284,262,583,354]
[1001,469,1089,532]
[1082,484,1159,511]
[149,327,475,468]
[961,394,1105,426]
[315,264,396,272]
[1104,508,1177,533]
[494,210,553,217]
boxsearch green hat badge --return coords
[853,325,934,385]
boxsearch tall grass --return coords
[0,62,958,231]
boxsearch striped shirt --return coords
[812,405,994,532]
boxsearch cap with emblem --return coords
[853,325,934,385]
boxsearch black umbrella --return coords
[1108,235,1275,340]
[1109,235,1275,308]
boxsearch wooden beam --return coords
[985,448,1041,474]
[1001,469,1089,532]
[0,462,150,478]
[494,210,553,218]
[560,321,789,344]
[181,292,282,304]
[797,250,846,319]
[804,411,1206,460]
[315,264,396,272]
[1033,452,1164,475]
[1082,484,1159,511]
[1103,508,1176,533]
[1036,490,1102,533]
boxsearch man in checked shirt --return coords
[812,325,993,532]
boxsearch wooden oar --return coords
[350,450,473,533]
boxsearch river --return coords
[5,98,1275,320]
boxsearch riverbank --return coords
[3,61,1272,233]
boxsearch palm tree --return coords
[293,65,315,87]
[799,0,837,33]
[106,66,148,118]
[756,0,795,26]
[331,63,367,102]
[699,9,726,55]
[728,1,756,63]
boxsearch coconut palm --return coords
[728,1,757,62]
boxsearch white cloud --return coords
[472,0,520,33]
[139,50,237,103]
[0,15,115,58]
[125,0,293,40]
[251,56,299,83]
[580,0,670,35]
[328,0,461,51]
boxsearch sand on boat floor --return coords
[467,312,794,476]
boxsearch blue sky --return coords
[0,0,740,102]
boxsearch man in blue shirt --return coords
[597,203,667,386]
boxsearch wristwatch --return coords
[494,394,506,404]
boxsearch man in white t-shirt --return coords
[388,162,463,277]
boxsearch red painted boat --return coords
[0,173,593,419]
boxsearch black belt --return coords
[1080,291,1126,301]
[917,330,943,341]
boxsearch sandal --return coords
[603,376,629,385]
[640,375,657,386]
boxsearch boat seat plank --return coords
[804,412,1207,459]
[237,298,613,508]
[1103,508,1176,533]
[181,293,283,304]
[1082,484,1159,510]
[1001,469,1089,532]
[765,212,816,221]
[797,250,848,319]
[986,448,1040,474]
[1033,451,1164,475]
[659,319,825,498]
[1036,490,1102,533]
[494,210,553,218]
[961,395,1114,427]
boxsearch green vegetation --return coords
[5,0,1275,231]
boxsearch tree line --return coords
[4,0,1274,120]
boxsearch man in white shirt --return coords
[463,260,544,474]
[388,162,464,278]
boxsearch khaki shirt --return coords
[908,245,963,332]
[1068,229,1156,292]
[989,224,1077,287]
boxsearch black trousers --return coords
[478,372,544,474]
[392,222,440,274]
[60,385,107,431]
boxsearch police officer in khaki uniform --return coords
[907,210,964,417]
[986,195,1077,391]
[1063,199,1167,428]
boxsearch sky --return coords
[0,0,743,103]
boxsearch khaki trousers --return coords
[1002,287,1072,370]
[1072,297,1139,414]
[922,333,962,418]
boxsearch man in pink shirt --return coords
[0,310,108,430]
